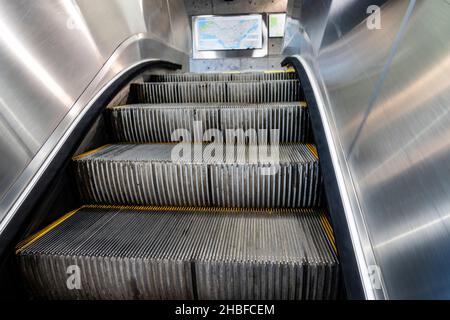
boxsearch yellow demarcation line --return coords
[299,101,307,107]
[74,141,321,157]
[263,68,295,73]
[72,144,112,161]
[320,214,337,254]
[82,204,318,214]
[223,69,295,74]
[15,208,82,254]
[15,204,333,255]
[287,67,295,73]
[322,215,336,243]
[306,144,319,160]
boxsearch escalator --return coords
[14,70,340,300]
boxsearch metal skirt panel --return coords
[17,207,338,300]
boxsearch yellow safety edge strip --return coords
[74,141,320,160]
[222,68,295,74]
[82,204,322,214]
[320,214,337,254]
[321,214,336,243]
[72,144,112,161]
[264,67,295,73]
[306,144,319,160]
[15,204,330,254]
[15,208,82,254]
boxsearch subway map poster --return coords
[194,15,263,51]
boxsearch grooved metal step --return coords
[109,102,312,143]
[127,80,302,104]
[74,143,322,208]
[16,70,339,301]
[16,206,339,300]
[145,71,297,82]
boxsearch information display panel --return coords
[194,14,263,51]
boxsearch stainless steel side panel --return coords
[0,1,190,227]
[285,0,450,299]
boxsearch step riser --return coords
[18,208,338,300]
[20,256,338,300]
[110,104,312,143]
[76,161,322,208]
[128,80,302,104]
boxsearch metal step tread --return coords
[109,102,312,143]
[74,143,318,164]
[73,143,322,208]
[17,206,338,300]
[127,79,302,104]
[145,71,297,82]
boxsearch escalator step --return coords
[145,71,297,82]
[16,206,339,300]
[127,80,302,104]
[73,143,322,208]
[109,102,312,143]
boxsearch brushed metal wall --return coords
[285,0,450,299]
[184,0,287,16]
[0,0,190,233]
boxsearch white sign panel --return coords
[194,15,263,51]
[269,13,286,38]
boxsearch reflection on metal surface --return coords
[61,0,103,60]
[0,98,39,157]
[0,0,190,234]
[0,33,187,237]
[285,0,450,299]
[0,19,74,107]
[346,0,416,158]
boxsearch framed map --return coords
[194,14,263,51]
